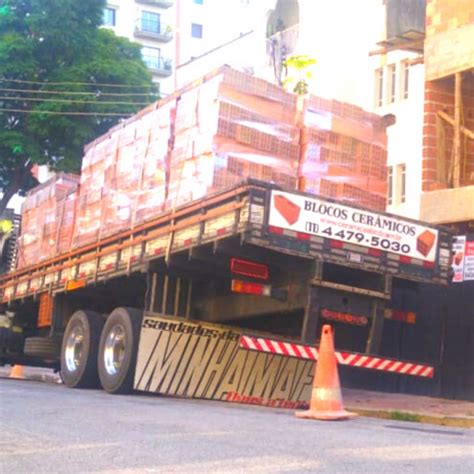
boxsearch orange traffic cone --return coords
[295,325,356,421]
[9,365,24,379]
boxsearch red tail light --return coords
[231,279,271,296]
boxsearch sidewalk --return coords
[343,388,474,428]
[1,366,473,428]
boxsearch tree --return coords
[283,54,317,95]
[0,0,157,212]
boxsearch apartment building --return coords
[368,0,427,219]
[103,0,176,93]
[102,0,258,95]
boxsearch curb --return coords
[0,371,62,385]
[348,407,474,429]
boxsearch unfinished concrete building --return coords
[419,0,474,233]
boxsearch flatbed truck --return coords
[0,180,452,406]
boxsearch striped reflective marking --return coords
[239,335,434,378]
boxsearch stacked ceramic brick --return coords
[16,67,390,267]
[166,68,299,209]
[16,173,79,269]
[72,102,172,247]
[301,96,388,210]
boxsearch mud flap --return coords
[134,314,313,409]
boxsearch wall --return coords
[424,0,474,81]
[297,0,378,109]
[341,281,474,401]
[422,78,474,192]
[176,31,267,89]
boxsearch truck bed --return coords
[0,180,452,305]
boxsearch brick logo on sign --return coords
[273,194,301,225]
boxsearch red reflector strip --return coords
[330,239,344,249]
[321,308,368,326]
[296,232,311,241]
[231,258,269,280]
[239,336,433,377]
[385,309,417,324]
[231,279,271,296]
[268,225,283,234]
[368,248,382,257]
[400,255,412,264]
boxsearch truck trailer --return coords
[0,180,452,407]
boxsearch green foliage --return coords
[0,0,157,211]
[283,54,317,95]
[390,411,421,423]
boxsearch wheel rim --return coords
[103,324,126,376]
[64,326,84,372]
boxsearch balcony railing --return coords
[135,0,174,8]
[266,24,299,85]
[134,24,173,42]
[145,57,173,77]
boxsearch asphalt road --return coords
[1,378,473,474]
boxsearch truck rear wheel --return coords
[60,310,104,388]
[24,336,61,361]
[98,307,143,394]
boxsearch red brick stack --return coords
[16,173,79,269]
[300,96,388,210]
[72,101,173,247]
[166,68,299,209]
[16,66,390,269]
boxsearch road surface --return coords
[1,378,473,473]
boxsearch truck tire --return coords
[24,336,61,360]
[98,307,143,394]
[60,310,104,388]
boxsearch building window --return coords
[142,47,161,70]
[142,11,161,34]
[398,163,406,204]
[401,61,410,100]
[388,166,393,205]
[191,23,203,38]
[103,7,116,26]
[374,68,383,108]
[388,64,396,104]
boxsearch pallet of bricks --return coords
[15,66,389,270]
[301,96,387,210]
[16,173,79,269]
[73,66,301,249]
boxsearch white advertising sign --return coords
[268,191,439,262]
[452,235,466,282]
[452,236,474,282]
[464,241,474,281]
